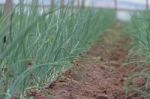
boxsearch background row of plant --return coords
[0,1,115,98]
[125,11,150,99]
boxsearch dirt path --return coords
[34,27,140,99]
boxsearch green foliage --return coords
[0,2,115,98]
[126,12,150,56]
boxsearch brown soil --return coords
[33,27,145,99]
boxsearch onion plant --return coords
[0,1,115,98]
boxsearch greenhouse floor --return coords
[33,27,145,99]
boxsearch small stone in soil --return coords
[132,77,146,87]
[96,95,108,99]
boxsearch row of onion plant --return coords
[125,11,150,99]
[0,1,115,98]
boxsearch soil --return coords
[32,27,146,99]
